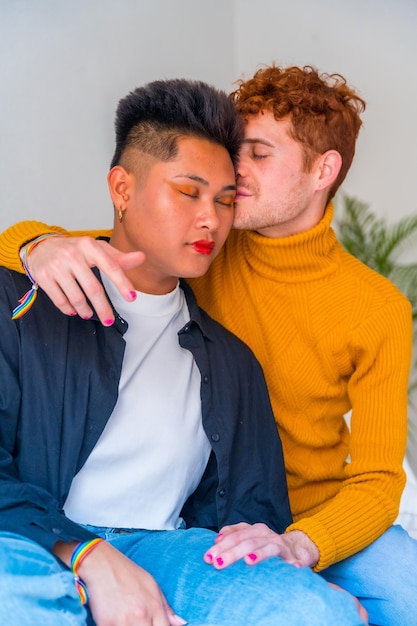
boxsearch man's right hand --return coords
[24,235,144,325]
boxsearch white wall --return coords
[1,0,416,229]
[0,0,235,230]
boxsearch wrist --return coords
[286,530,320,568]
[19,233,65,269]
[12,233,65,320]
[70,537,105,604]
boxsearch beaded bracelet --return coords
[70,537,104,605]
[11,233,64,320]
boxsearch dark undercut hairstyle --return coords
[110,78,244,171]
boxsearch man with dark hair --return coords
[3,64,417,625]
[0,78,364,625]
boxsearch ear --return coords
[315,150,342,192]
[107,166,134,208]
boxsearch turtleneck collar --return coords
[238,203,341,283]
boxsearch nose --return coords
[195,200,220,231]
[236,152,249,179]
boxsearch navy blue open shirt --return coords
[0,267,291,551]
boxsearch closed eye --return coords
[216,194,235,208]
[179,190,198,198]
[177,185,199,198]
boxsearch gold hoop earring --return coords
[118,208,124,223]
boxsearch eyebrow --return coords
[243,138,275,148]
[174,174,236,191]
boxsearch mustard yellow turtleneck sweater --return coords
[0,205,412,571]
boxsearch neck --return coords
[240,203,338,282]
[109,232,178,295]
[125,266,178,296]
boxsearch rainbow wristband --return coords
[11,233,64,320]
[70,537,104,605]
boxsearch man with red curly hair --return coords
[2,65,417,625]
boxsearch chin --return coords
[185,263,212,278]
[233,217,253,230]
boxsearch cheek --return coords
[218,213,233,243]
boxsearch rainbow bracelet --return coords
[70,537,104,605]
[11,233,64,320]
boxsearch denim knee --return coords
[107,526,364,625]
[0,532,87,626]
[321,525,417,626]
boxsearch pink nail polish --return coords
[216,557,224,566]
[206,553,213,562]
[128,290,137,301]
[70,311,77,317]
[248,553,257,562]
[83,315,92,320]
[104,319,114,326]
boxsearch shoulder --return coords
[0,267,30,304]
[198,305,264,369]
[0,267,72,331]
[335,243,411,310]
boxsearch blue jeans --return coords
[320,525,417,626]
[0,527,363,626]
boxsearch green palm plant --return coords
[335,194,417,395]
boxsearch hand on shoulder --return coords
[23,235,144,324]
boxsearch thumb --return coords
[165,600,188,626]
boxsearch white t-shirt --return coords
[64,278,211,529]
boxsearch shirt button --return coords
[218,489,226,497]
[183,324,190,332]
[52,528,62,535]
[203,375,209,384]
[211,433,220,442]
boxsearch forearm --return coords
[0,221,69,272]
[293,297,412,571]
[0,220,111,273]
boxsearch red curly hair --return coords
[230,65,366,200]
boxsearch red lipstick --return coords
[191,240,215,255]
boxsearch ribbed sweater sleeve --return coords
[285,295,411,570]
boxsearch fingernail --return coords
[248,553,257,562]
[104,319,114,326]
[70,311,77,317]
[128,290,137,301]
[174,616,188,625]
[205,553,213,562]
[83,315,92,320]
[216,557,224,566]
